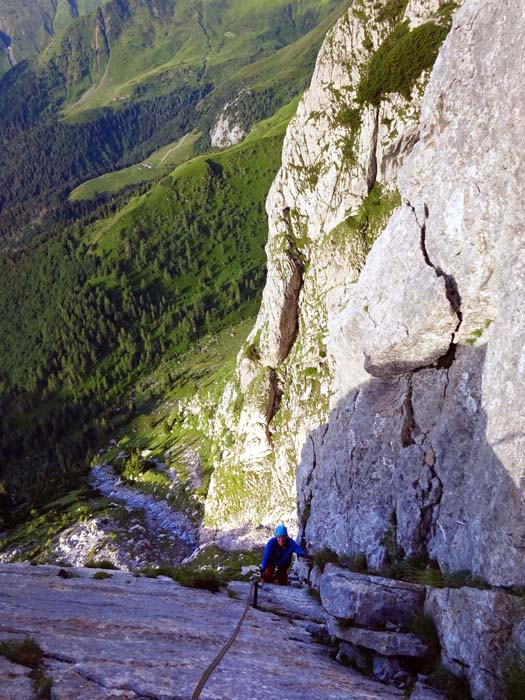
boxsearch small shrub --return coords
[376,0,409,25]
[503,652,525,700]
[85,560,119,570]
[186,571,224,593]
[142,564,179,579]
[313,547,339,573]
[32,670,53,699]
[334,107,361,133]
[339,553,368,573]
[0,639,52,699]
[357,21,449,106]
[409,613,441,663]
[93,571,113,580]
[0,638,43,668]
[441,569,489,590]
[245,342,260,362]
[306,586,321,602]
[426,664,472,700]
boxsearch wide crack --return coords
[407,200,463,369]
[278,207,305,365]
[402,376,443,551]
[366,107,380,193]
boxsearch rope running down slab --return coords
[191,578,257,700]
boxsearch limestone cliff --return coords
[207,0,524,581]
[204,0,525,693]
[204,0,462,540]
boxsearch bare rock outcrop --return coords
[425,586,525,699]
[0,563,402,700]
[204,0,453,537]
[312,0,525,588]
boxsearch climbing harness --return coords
[190,576,259,700]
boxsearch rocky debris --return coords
[180,448,203,490]
[91,464,196,547]
[425,586,525,699]
[0,461,201,569]
[49,510,190,572]
[0,563,403,700]
[372,657,404,683]
[337,642,369,673]
[320,566,425,629]
[210,94,248,148]
[51,517,122,567]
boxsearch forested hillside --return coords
[0,0,346,529]
[0,104,292,521]
[0,0,103,75]
[0,0,346,243]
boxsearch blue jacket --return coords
[261,536,305,572]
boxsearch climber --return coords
[260,524,308,585]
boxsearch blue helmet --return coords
[275,524,288,537]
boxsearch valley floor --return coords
[0,563,402,700]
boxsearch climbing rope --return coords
[190,577,258,700]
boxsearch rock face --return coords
[201,1,525,695]
[0,563,403,700]
[205,0,453,536]
[320,0,525,589]
[425,586,525,700]
[320,565,425,629]
[205,0,525,591]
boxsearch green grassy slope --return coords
[69,95,298,201]
[0,0,346,243]
[69,131,201,201]
[0,0,102,76]
[0,104,294,513]
[57,0,345,117]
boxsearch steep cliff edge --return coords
[206,0,525,589]
[204,0,524,693]
[204,0,460,537]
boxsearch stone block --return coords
[336,642,370,673]
[320,565,425,629]
[425,586,525,700]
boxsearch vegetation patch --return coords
[0,488,113,563]
[141,545,262,593]
[85,559,119,570]
[408,613,441,665]
[327,183,400,268]
[313,547,339,573]
[503,652,525,700]
[357,20,450,106]
[425,664,472,700]
[395,560,490,590]
[0,637,53,698]
[92,571,113,580]
[375,0,409,26]
[0,125,281,510]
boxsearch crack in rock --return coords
[404,200,463,369]
[401,377,443,552]
[367,107,380,194]
[72,665,174,700]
